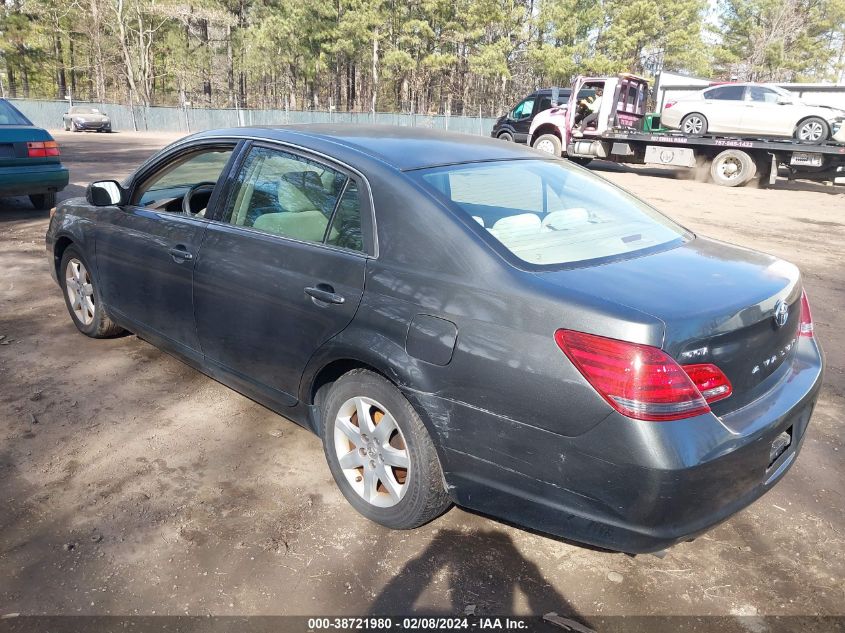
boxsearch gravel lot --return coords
[1,130,843,620]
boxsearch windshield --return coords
[71,107,100,114]
[414,159,689,267]
[0,100,32,125]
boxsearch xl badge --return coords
[773,300,788,328]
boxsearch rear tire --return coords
[29,192,56,210]
[680,113,708,136]
[59,246,125,338]
[709,149,757,187]
[497,131,514,142]
[794,117,829,142]
[532,133,562,156]
[321,369,451,530]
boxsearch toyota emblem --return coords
[773,300,789,328]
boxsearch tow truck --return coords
[527,74,845,187]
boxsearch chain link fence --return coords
[9,98,499,137]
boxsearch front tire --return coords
[532,133,562,156]
[30,192,56,210]
[497,131,514,142]
[321,369,451,530]
[59,246,125,338]
[795,117,829,142]
[681,113,708,136]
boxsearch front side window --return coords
[132,147,233,211]
[221,146,364,249]
[748,87,779,103]
[511,98,535,120]
[414,159,688,267]
[703,85,746,100]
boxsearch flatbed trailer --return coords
[525,74,845,188]
[571,130,845,187]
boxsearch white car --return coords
[661,83,844,143]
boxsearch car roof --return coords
[188,124,541,171]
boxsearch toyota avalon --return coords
[45,125,824,553]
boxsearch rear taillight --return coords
[664,101,677,109]
[799,289,813,337]
[681,363,732,403]
[554,329,711,421]
[27,141,60,158]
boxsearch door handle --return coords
[305,285,345,305]
[169,246,194,261]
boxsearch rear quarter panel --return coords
[303,165,665,441]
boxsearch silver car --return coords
[661,83,844,142]
[62,106,112,133]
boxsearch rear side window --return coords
[221,145,364,251]
[0,100,31,125]
[414,160,688,267]
[703,85,746,100]
[326,182,364,251]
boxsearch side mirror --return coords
[777,96,793,105]
[86,180,124,206]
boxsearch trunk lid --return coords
[0,125,59,168]
[537,236,802,414]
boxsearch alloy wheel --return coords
[798,121,824,142]
[65,258,95,326]
[333,396,410,508]
[683,116,704,134]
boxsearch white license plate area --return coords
[790,152,823,167]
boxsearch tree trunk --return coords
[115,0,142,105]
[90,0,106,101]
[69,37,78,99]
[54,34,67,100]
[226,25,235,107]
[6,68,16,99]
[371,29,379,114]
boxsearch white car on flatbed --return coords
[661,83,844,142]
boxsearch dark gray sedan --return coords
[62,105,112,132]
[45,126,823,553]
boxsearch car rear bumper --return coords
[0,163,69,196]
[659,109,683,130]
[407,336,824,553]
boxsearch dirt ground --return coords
[1,130,843,620]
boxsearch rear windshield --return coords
[414,159,688,267]
[0,100,31,125]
